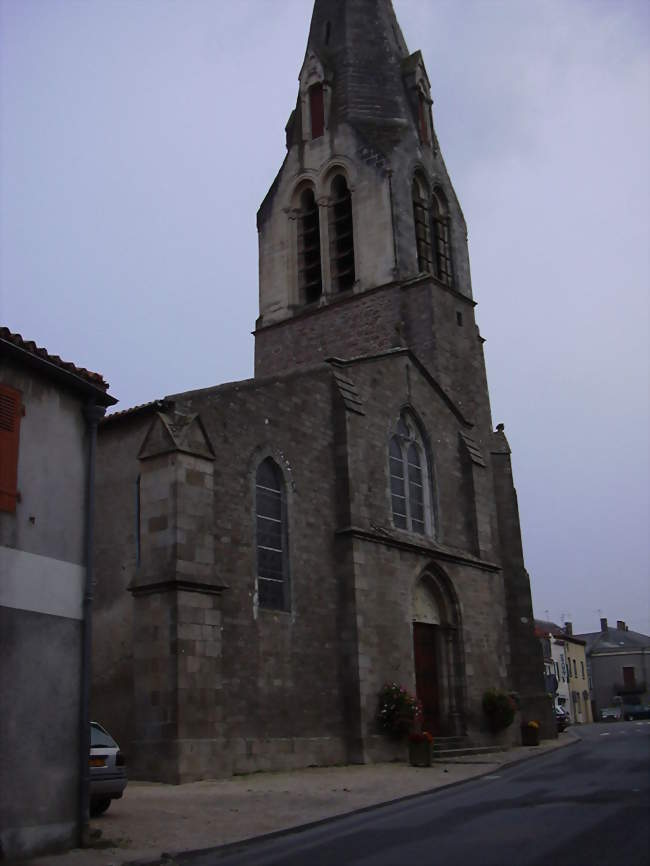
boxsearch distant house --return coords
[534,619,592,724]
[0,328,115,860]
[575,618,650,718]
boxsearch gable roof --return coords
[327,348,472,427]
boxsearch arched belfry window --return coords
[432,187,453,287]
[388,413,433,535]
[329,174,355,292]
[255,458,289,611]
[412,175,433,274]
[297,187,322,304]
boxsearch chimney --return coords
[600,617,608,632]
[564,621,573,635]
[617,620,626,631]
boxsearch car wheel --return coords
[90,798,111,817]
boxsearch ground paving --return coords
[20,733,575,866]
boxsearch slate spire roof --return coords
[295,0,418,153]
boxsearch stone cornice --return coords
[335,525,500,573]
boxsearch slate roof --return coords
[287,0,416,158]
[0,326,116,405]
[575,626,650,655]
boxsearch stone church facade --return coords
[92,0,551,783]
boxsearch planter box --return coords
[521,726,540,746]
[409,741,432,767]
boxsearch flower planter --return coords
[409,740,432,767]
[521,726,540,746]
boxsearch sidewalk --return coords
[22,733,575,866]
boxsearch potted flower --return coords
[521,720,540,746]
[377,683,422,739]
[408,731,434,766]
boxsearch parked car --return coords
[599,706,622,721]
[623,704,650,721]
[90,721,127,816]
[554,706,570,732]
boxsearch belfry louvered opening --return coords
[432,187,453,287]
[297,187,322,304]
[329,174,355,292]
[412,175,433,274]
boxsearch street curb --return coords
[124,734,580,866]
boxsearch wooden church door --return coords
[413,622,440,734]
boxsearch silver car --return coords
[89,721,127,816]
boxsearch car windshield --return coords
[90,723,118,748]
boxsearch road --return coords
[177,722,650,866]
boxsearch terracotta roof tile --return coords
[0,326,109,390]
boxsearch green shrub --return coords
[482,689,516,732]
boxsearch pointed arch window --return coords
[329,174,355,292]
[412,175,433,274]
[309,83,324,139]
[418,90,430,144]
[255,458,290,611]
[388,413,433,535]
[297,187,322,304]
[432,188,453,287]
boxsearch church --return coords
[92,0,551,783]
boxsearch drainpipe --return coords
[78,402,105,845]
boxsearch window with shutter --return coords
[0,384,23,513]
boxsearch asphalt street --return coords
[176,722,650,866]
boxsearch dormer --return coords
[402,51,435,150]
[298,51,330,142]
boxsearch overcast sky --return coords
[1,0,648,636]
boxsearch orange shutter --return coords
[0,384,22,512]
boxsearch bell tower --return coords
[255,0,491,434]
[255,0,553,738]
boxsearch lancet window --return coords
[297,187,322,304]
[432,187,453,287]
[388,413,433,536]
[309,83,325,139]
[412,175,433,274]
[328,174,355,292]
[255,458,290,611]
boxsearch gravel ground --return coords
[18,734,574,866]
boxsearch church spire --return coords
[288,0,415,152]
[256,0,476,402]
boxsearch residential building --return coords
[534,619,591,723]
[0,328,115,859]
[575,618,649,718]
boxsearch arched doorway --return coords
[412,571,464,736]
